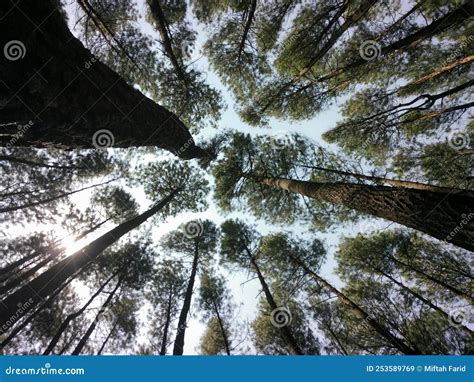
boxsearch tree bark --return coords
[0,0,207,159]
[72,274,123,355]
[247,249,303,355]
[159,290,173,355]
[43,271,118,355]
[257,177,474,251]
[0,187,181,330]
[236,0,258,61]
[173,244,199,355]
[289,254,418,354]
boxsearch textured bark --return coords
[247,250,303,355]
[72,275,123,355]
[289,254,418,355]
[0,0,207,159]
[0,187,181,330]
[43,271,118,355]
[159,291,173,355]
[173,245,199,355]
[258,177,474,251]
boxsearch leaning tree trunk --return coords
[43,271,119,355]
[247,250,303,355]
[72,274,123,355]
[173,245,199,355]
[97,319,119,355]
[289,254,418,355]
[213,300,231,355]
[0,0,207,159]
[258,177,474,251]
[0,187,181,330]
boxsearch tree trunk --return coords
[97,319,119,355]
[319,2,473,83]
[289,254,418,355]
[0,0,207,159]
[390,256,473,303]
[43,271,118,355]
[0,187,181,330]
[173,245,199,355]
[379,271,473,336]
[71,275,123,355]
[248,251,303,355]
[159,291,173,355]
[147,0,188,85]
[213,300,231,355]
[0,177,118,214]
[257,177,474,251]
[236,0,257,60]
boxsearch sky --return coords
[2,0,400,355]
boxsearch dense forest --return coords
[0,0,472,355]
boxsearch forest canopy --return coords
[0,0,472,355]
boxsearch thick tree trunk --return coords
[72,275,123,355]
[0,187,181,330]
[159,291,173,355]
[258,177,474,251]
[0,0,207,159]
[289,254,418,355]
[213,300,231,355]
[43,271,118,355]
[248,252,303,355]
[173,245,199,355]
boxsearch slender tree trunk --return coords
[75,215,116,240]
[160,291,173,355]
[213,300,231,355]
[43,271,118,355]
[390,256,473,303]
[0,177,118,214]
[319,2,474,83]
[247,251,303,355]
[289,254,418,354]
[379,271,473,336]
[237,0,257,60]
[0,245,57,281]
[173,245,199,355]
[324,323,348,355]
[0,0,207,159]
[257,177,474,251]
[147,0,188,85]
[0,187,181,329]
[97,320,119,355]
[72,275,123,355]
